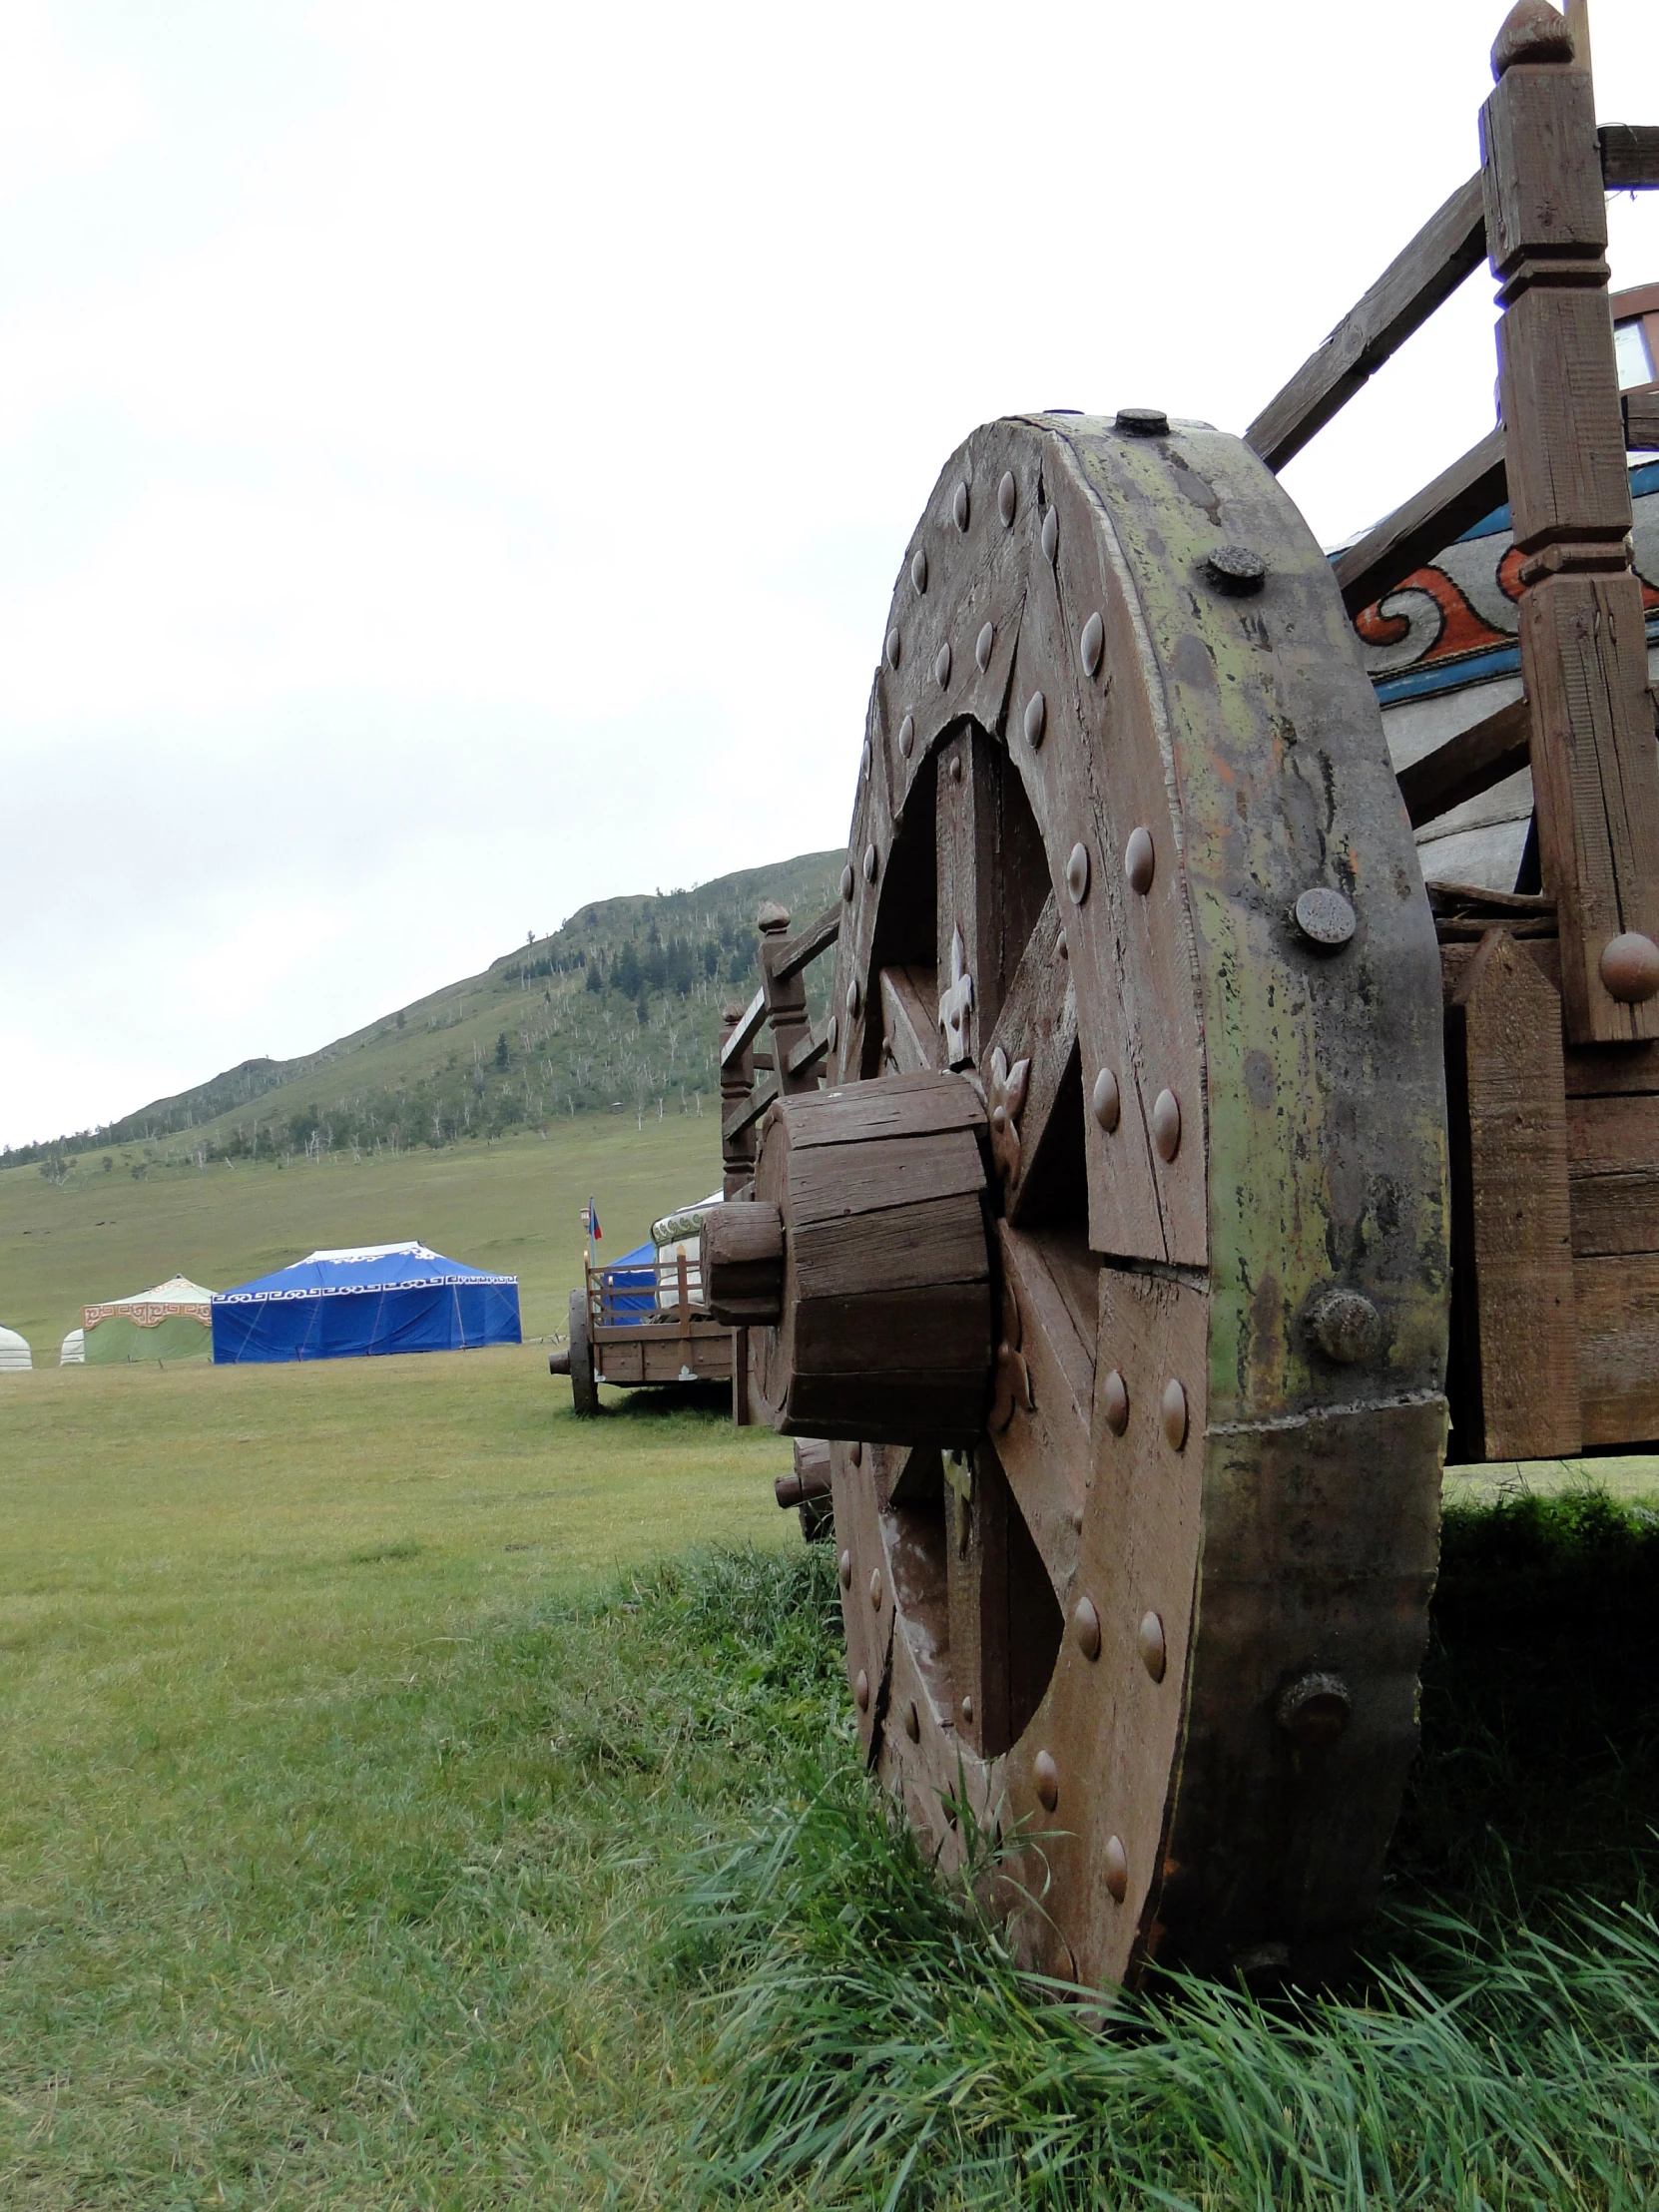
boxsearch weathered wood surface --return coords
[1334,428,1507,618]
[1600,122,1659,190]
[1522,574,1659,1042]
[1397,696,1531,830]
[801,406,1449,1990]
[772,901,840,984]
[593,1322,735,1388]
[1626,392,1659,452]
[1576,1256,1659,1444]
[1566,1092,1659,1257]
[701,1199,785,1325]
[1247,172,1487,472]
[1444,927,1581,1459]
[1483,22,1659,1045]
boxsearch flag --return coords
[583,1199,601,1241]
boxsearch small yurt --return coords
[212,1242,520,1364]
[83,1277,215,1364]
[59,1329,85,1366]
[0,1325,33,1371]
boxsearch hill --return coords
[6,850,841,1179]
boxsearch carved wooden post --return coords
[1482,0,1659,1043]
[758,900,816,1095]
[719,999,758,1199]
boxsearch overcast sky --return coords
[0,0,1654,1149]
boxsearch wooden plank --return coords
[1334,428,1506,618]
[990,1224,1094,1604]
[787,1127,985,1224]
[1564,1040,1659,1097]
[1396,695,1531,830]
[1598,123,1659,193]
[934,722,1049,1068]
[1626,391,1659,451]
[772,901,840,983]
[1246,172,1487,472]
[795,1282,992,1376]
[719,987,766,1071]
[878,965,940,1075]
[785,1069,981,1148]
[792,1191,988,1301]
[1445,927,1580,1458]
[721,1072,777,1146]
[1566,1092,1659,1256]
[1522,573,1659,1042]
[785,1020,830,1081]
[947,1444,1010,1758]
[1575,1253,1659,1446]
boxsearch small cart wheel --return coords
[568,1287,599,1417]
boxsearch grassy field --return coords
[0,1113,721,1359]
[0,1348,800,2208]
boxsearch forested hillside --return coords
[11,851,840,1178]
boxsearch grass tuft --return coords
[667,1485,1659,2211]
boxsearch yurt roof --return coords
[84,1275,215,1326]
[0,1325,32,1368]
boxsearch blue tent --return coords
[212,1241,521,1364]
[597,1242,658,1322]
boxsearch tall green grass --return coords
[668,1487,1659,2210]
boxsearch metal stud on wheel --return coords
[741,412,1450,1986]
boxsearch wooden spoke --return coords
[1334,426,1507,618]
[750,410,1447,1989]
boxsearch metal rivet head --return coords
[1073,1595,1102,1660]
[885,627,901,669]
[897,713,914,760]
[1117,406,1170,436]
[863,842,878,884]
[1069,1504,1084,1533]
[1277,1671,1352,1747]
[1023,690,1046,748]
[934,642,952,688]
[1034,1750,1059,1811]
[959,1693,974,1725]
[1152,1088,1181,1162]
[859,741,870,781]
[1091,1067,1120,1133]
[849,1439,862,1465]
[1294,886,1357,949]
[1205,544,1267,595]
[838,1548,851,1589]
[828,1013,838,1052]
[1138,1610,1167,1681]
[846,977,860,1018]
[990,1104,1008,1136]
[839,862,854,901]
[1041,508,1058,564]
[1600,932,1659,1004]
[975,621,994,672]
[952,481,970,531]
[904,1699,920,1742]
[1160,1377,1188,1450]
[1066,842,1090,904]
[869,1568,882,1608]
[1311,1288,1382,1366]
[855,1668,869,1711]
[910,546,928,594]
[948,753,962,784]
[1124,827,1155,895]
[997,470,1017,527]
[1056,929,1067,960]
[1104,1834,1129,1902]
[1102,1368,1129,1435]
[1079,610,1104,678]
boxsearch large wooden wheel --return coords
[733,412,1451,1987]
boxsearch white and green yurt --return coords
[0,1325,32,1371]
[82,1276,214,1364]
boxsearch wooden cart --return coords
[697,0,1659,1990]
[553,1242,735,1415]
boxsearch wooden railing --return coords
[1247,0,1659,1046]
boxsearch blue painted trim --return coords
[1376,610,1659,708]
